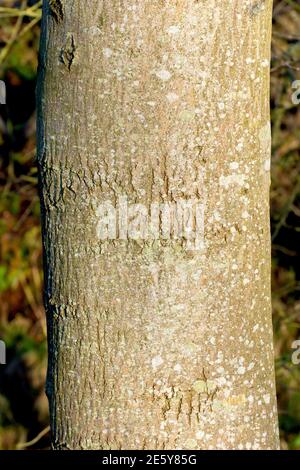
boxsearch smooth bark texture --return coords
[37,0,279,449]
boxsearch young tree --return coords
[37,0,279,449]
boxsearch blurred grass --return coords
[0,0,299,450]
[0,0,47,450]
[271,0,300,450]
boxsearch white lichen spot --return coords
[167,25,180,35]
[236,142,244,153]
[263,394,271,404]
[264,158,271,172]
[152,356,164,369]
[237,366,246,375]
[196,430,205,440]
[174,363,182,373]
[219,174,246,189]
[166,92,179,103]
[213,210,221,221]
[103,48,113,59]
[229,162,239,170]
[216,376,227,386]
[155,70,172,81]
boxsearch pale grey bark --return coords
[37,0,279,449]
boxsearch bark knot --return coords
[60,33,76,71]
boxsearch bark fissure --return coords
[60,33,76,71]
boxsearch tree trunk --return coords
[37,0,279,450]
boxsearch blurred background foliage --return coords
[0,0,299,450]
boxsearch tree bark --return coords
[37,0,279,450]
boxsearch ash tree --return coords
[37,0,279,450]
